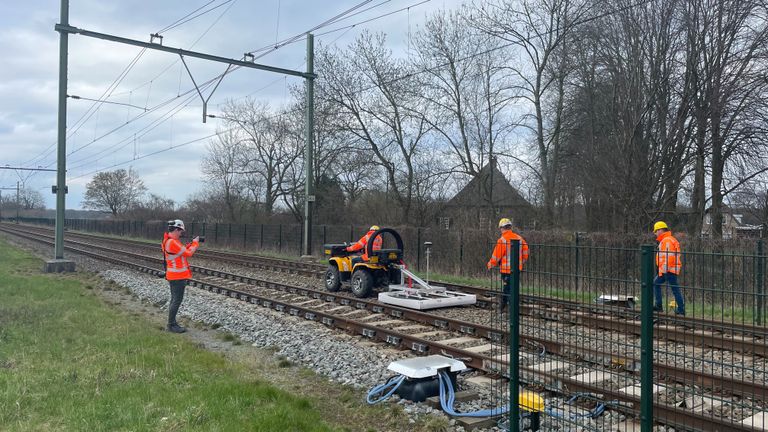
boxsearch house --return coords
[701,207,764,238]
[439,158,534,230]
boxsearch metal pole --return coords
[302,33,315,256]
[16,181,20,224]
[756,239,764,326]
[509,239,521,432]
[640,244,655,432]
[416,228,422,272]
[574,232,581,292]
[54,0,69,258]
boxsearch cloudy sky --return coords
[0,0,455,210]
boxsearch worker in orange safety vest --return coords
[653,221,684,315]
[347,225,383,263]
[162,219,200,333]
[487,218,529,314]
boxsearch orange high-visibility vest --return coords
[656,231,681,276]
[487,230,529,274]
[347,230,383,261]
[163,237,199,280]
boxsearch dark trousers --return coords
[500,273,511,311]
[654,273,685,314]
[168,279,187,325]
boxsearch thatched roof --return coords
[446,159,531,209]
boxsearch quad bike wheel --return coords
[325,265,341,292]
[351,268,373,298]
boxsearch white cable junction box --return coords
[387,354,467,378]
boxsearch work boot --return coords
[652,305,663,312]
[167,323,186,333]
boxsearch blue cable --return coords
[544,392,607,419]
[366,370,518,419]
[438,371,509,417]
[366,375,406,405]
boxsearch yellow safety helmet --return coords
[498,218,512,228]
[369,225,380,231]
[653,221,668,232]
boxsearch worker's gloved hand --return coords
[192,236,200,243]
[486,263,493,270]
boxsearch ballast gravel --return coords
[100,269,479,430]
[1,232,687,431]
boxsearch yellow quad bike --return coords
[323,228,404,298]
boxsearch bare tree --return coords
[472,0,589,226]
[19,187,45,210]
[221,98,302,216]
[82,168,146,216]
[697,0,767,239]
[413,9,513,178]
[201,128,246,222]
[125,193,176,220]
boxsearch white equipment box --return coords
[378,266,476,310]
[387,354,467,378]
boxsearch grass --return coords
[0,239,337,432]
[0,236,451,432]
[422,270,759,322]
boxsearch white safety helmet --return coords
[168,219,186,231]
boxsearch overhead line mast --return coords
[53,0,317,271]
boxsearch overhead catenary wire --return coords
[19,1,234,170]
[315,0,431,38]
[54,0,657,189]
[21,48,148,169]
[156,0,228,34]
[42,1,241,168]
[325,0,661,101]
[67,127,234,182]
[65,87,207,170]
[32,0,355,172]
[244,0,376,58]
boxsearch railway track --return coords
[17,225,768,349]
[3,223,767,431]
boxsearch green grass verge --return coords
[0,239,338,432]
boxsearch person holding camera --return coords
[162,219,200,333]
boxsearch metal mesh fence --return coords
[11,217,768,429]
[489,239,768,432]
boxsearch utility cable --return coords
[21,48,147,168]
[159,1,234,34]
[315,0,431,38]
[156,0,220,34]
[245,0,376,58]
[67,128,232,182]
[20,1,237,169]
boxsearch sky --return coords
[0,0,457,210]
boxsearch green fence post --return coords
[214,223,218,243]
[640,244,655,432]
[260,224,264,249]
[243,224,247,249]
[757,239,764,326]
[509,240,521,432]
[279,224,283,253]
[459,229,464,276]
[323,225,327,246]
[574,232,581,292]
